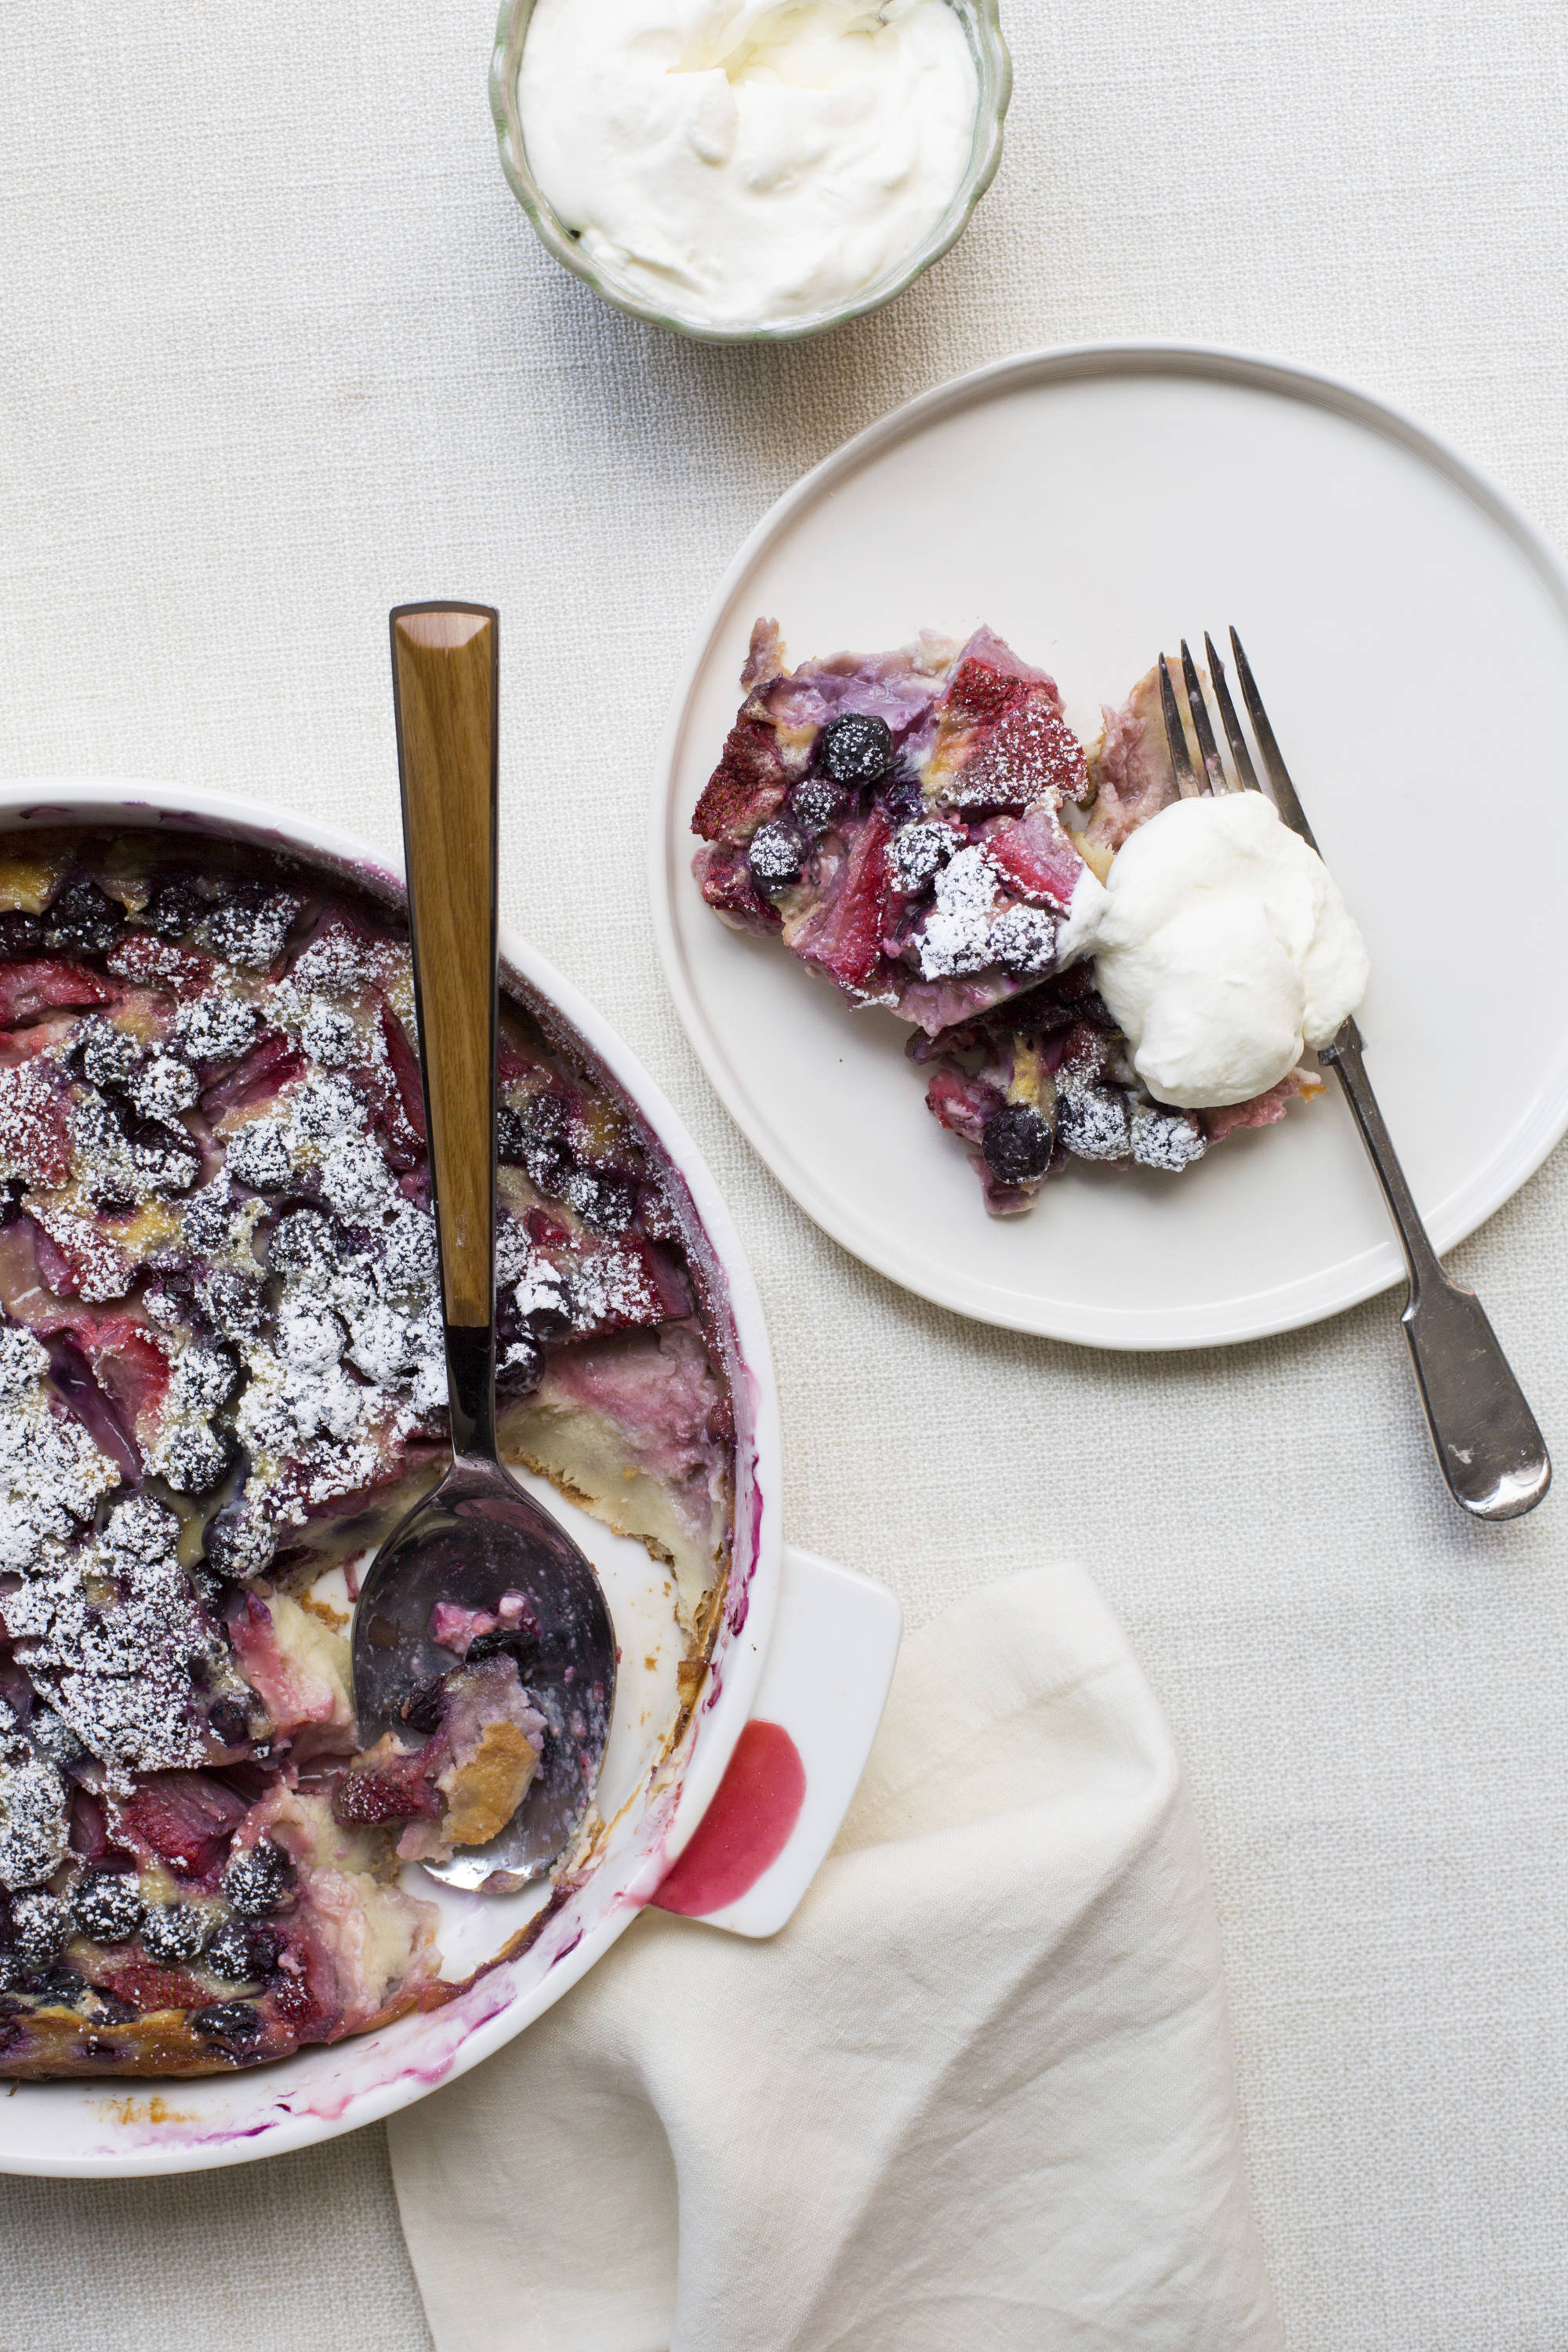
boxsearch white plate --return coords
[651,343,1568,1348]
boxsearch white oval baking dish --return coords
[0,782,900,2179]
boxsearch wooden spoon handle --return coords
[389,603,499,1332]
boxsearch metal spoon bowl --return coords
[350,604,617,1892]
[352,1458,615,1891]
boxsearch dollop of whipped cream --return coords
[518,0,978,330]
[1091,793,1370,1109]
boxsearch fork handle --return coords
[1322,1022,1550,1520]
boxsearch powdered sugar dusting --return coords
[198,888,302,971]
[888,820,953,895]
[3,1495,223,1790]
[0,1327,122,1573]
[176,993,261,1062]
[0,1746,70,1892]
[915,845,1004,979]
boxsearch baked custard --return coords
[0,834,734,2077]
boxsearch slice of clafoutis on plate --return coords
[692,622,1352,1214]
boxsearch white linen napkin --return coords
[389,1563,1282,2352]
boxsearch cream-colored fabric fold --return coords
[390,1566,1280,2352]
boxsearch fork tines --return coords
[1157,630,1320,855]
[1158,632,1261,800]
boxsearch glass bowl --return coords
[488,0,1012,345]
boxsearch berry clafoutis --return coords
[0,834,735,2078]
[692,624,1320,1214]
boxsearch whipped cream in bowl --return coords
[1091,790,1371,1111]
[490,0,1010,340]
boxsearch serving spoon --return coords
[350,603,618,1891]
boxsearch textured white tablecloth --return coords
[2,4,1566,2347]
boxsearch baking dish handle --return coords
[650,1544,902,1938]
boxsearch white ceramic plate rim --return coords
[648,339,1568,1348]
[0,779,781,2175]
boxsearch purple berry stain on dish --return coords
[691,623,1330,1214]
[0,830,742,2081]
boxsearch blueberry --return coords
[223,1839,295,1918]
[524,1138,573,1199]
[203,1503,275,1585]
[143,875,205,940]
[299,1003,358,1066]
[791,775,850,837]
[141,1271,196,1332]
[71,1869,143,1945]
[401,1677,448,1737]
[267,1207,347,1277]
[140,1902,209,1964]
[746,821,806,898]
[889,822,952,895]
[183,1563,223,1615]
[204,1920,261,1984]
[499,1272,568,1357]
[0,911,45,960]
[499,1089,568,1164]
[1055,1082,1131,1163]
[44,877,122,955]
[11,1891,69,1969]
[517,1287,571,1341]
[31,1965,85,2009]
[224,1116,292,1192]
[817,713,894,788]
[495,1093,572,1190]
[159,1421,238,1497]
[180,1341,241,1416]
[206,1696,256,1748]
[129,1113,201,1195]
[197,1266,266,1338]
[989,906,1058,978]
[82,1988,138,2026]
[201,880,299,971]
[981,1103,1054,1185]
[465,1627,542,1673]
[1129,1103,1207,1174]
[499,1333,546,1393]
[192,1999,265,2042]
[565,1167,637,1236]
[71,1016,140,1094]
[72,1100,130,1186]
[879,768,925,827]
[519,1090,568,1140]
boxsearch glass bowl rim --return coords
[488,0,1012,345]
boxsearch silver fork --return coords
[1157,632,1550,1523]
